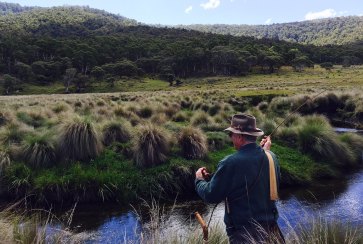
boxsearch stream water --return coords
[51,170,363,243]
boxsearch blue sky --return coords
[5,0,363,25]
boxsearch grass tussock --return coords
[0,123,32,146]
[22,133,56,168]
[297,115,356,166]
[191,111,213,126]
[102,120,132,146]
[133,123,171,168]
[178,127,208,159]
[58,116,103,162]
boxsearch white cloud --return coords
[305,9,337,20]
[200,0,220,10]
[185,6,193,14]
[265,18,272,24]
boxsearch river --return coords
[49,170,363,243]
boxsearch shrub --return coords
[102,120,131,146]
[191,111,213,126]
[297,115,355,166]
[133,124,170,168]
[22,133,56,168]
[58,117,102,162]
[178,127,208,159]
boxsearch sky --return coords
[4,0,363,25]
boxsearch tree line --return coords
[180,16,363,46]
[0,6,362,94]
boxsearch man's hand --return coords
[196,167,209,180]
[260,136,272,151]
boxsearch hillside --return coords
[0,3,362,95]
[0,4,138,36]
[179,16,363,46]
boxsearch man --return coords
[195,114,283,243]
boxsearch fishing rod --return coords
[266,88,327,138]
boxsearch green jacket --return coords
[195,143,280,231]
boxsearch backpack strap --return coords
[264,150,279,201]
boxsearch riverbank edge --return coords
[0,141,346,206]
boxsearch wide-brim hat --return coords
[224,114,264,136]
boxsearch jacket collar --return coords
[238,142,258,152]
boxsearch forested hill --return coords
[0,3,362,95]
[179,16,363,46]
[0,3,138,36]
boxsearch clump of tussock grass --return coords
[133,123,171,168]
[96,99,106,106]
[0,110,13,127]
[52,103,69,114]
[338,133,363,164]
[58,116,103,162]
[353,100,363,120]
[178,127,208,159]
[275,126,299,147]
[260,119,277,135]
[102,120,132,146]
[172,111,189,122]
[138,106,154,118]
[16,111,46,128]
[313,93,344,114]
[0,147,11,176]
[164,103,181,118]
[180,99,192,109]
[151,113,168,124]
[257,101,269,112]
[289,217,363,244]
[297,115,355,166]
[21,132,56,168]
[269,97,293,116]
[208,103,222,116]
[0,123,32,146]
[206,131,230,151]
[114,106,130,117]
[191,111,213,126]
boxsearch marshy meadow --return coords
[0,66,363,243]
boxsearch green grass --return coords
[6,66,363,96]
[3,140,333,203]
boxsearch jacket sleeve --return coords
[195,160,233,204]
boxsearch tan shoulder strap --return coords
[265,150,279,201]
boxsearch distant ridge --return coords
[0,2,138,36]
[177,16,363,46]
